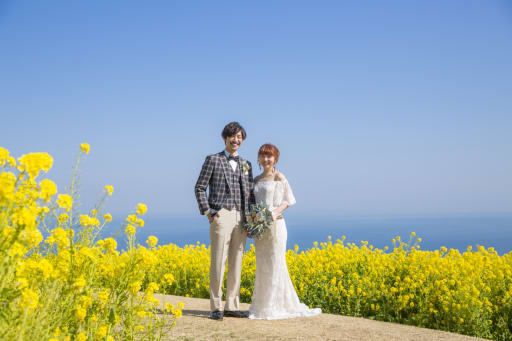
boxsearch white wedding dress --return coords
[248,179,322,320]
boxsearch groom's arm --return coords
[194,155,214,215]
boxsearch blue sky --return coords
[1,1,511,219]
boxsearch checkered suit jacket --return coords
[194,151,255,218]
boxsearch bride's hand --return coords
[271,210,279,221]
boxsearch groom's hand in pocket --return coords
[207,210,219,223]
[207,212,214,223]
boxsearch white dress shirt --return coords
[224,150,238,172]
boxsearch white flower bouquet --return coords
[243,203,273,239]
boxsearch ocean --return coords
[106,214,512,255]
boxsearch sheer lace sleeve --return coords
[281,179,296,206]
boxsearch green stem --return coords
[68,153,82,228]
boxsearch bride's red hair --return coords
[258,143,280,163]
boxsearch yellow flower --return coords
[146,282,159,294]
[146,294,160,306]
[73,276,86,291]
[100,238,117,252]
[104,185,114,196]
[0,146,9,166]
[39,179,57,201]
[98,289,110,306]
[17,152,53,179]
[126,214,137,225]
[17,278,28,289]
[90,217,100,227]
[163,273,174,285]
[104,213,112,222]
[80,295,93,309]
[19,288,39,310]
[76,334,87,341]
[80,143,90,155]
[75,306,86,321]
[79,215,91,226]
[57,194,73,212]
[7,156,16,167]
[45,227,70,248]
[0,172,16,203]
[129,281,142,295]
[95,325,108,339]
[125,224,136,236]
[146,236,158,248]
[11,207,37,229]
[175,309,183,318]
[136,203,147,215]
[58,213,69,223]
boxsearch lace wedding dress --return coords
[248,179,322,320]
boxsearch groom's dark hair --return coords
[222,122,247,140]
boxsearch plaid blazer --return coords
[194,151,255,218]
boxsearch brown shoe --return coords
[224,310,249,318]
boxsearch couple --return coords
[194,121,321,320]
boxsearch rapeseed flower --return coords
[0,147,9,166]
[104,185,114,196]
[57,194,73,212]
[39,179,57,201]
[136,203,147,215]
[79,143,90,154]
[125,224,136,236]
[147,236,158,248]
[17,152,53,179]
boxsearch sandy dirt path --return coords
[155,294,486,341]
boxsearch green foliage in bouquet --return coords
[243,203,273,239]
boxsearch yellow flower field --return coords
[0,146,181,341]
[143,233,512,340]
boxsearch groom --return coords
[194,121,254,320]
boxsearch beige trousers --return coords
[209,207,247,312]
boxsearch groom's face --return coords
[224,131,243,153]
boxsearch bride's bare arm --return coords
[272,172,290,218]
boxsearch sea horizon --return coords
[103,213,512,255]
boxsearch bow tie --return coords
[227,155,240,162]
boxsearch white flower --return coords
[241,160,251,175]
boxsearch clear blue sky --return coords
[1,1,511,219]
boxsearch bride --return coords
[249,143,322,320]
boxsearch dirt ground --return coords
[155,294,486,341]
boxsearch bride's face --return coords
[259,153,275,169]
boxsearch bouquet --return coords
[243,203,273,239]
